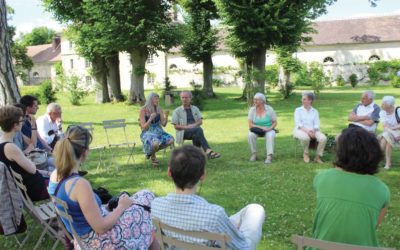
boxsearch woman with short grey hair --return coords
[379,95,400,170]
[293,91,327,163]
[247,93,277,164]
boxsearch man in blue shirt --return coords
[151,145,265,250]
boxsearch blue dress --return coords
[140,113,174,157]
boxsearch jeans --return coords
[229,204,265,250]
[183,127,210,152]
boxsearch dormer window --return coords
[323,57,334,63]
[369,55,380,61]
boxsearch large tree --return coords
[216,0,336,95]
[20,26,56,46]
[0,0,20,105]
[43,0,123,102]
[82,0,180,104]
[179,0,219,98]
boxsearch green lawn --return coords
[1,86,400,249]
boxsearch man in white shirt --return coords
[348,90,380,133]
[37,103,64,149]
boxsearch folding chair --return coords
[152,218,230,250]
[51,195,86,250]
[291,235,395,250]
[10,168,62,250]
[76,122,106,170]
[103,119,136,170]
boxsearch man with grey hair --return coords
[37,103,64,149]
[348,90,380,132]
[171,91,221,159]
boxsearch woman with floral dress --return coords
[140,92,174,165]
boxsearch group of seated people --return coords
[248,89,400,169]
[0,88,396,249]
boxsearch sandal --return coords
[207,151,221,159]
[151,157,159,166]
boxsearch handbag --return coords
[250,127,266,136]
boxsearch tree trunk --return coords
[202,53,215,98]
[0,1,20,105]
[105,53,123,102]
[278,66,291,99]
[92,55,110,103]
[128,48,147,104]
[252,48,266,94]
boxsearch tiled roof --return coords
[308,15,400,45]
[26,43,61,63]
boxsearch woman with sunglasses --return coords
[51,125,158,249]
[0,106,49,201]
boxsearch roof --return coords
[26,43,61,63]
[308,15,400,45]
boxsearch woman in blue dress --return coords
[140,93,174,165]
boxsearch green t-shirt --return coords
[312,168,390,247]
[254,114,272,127]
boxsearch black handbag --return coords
[250,127,265,136]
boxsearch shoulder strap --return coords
[54,173,80,196]
[396,106,400,123]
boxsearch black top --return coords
[185,109,196,125]
[0,142,48,201]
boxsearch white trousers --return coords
[248,130,276,156]
[293,129,327,156]
[229,204,265,250]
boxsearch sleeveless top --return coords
[56,175,102,236]
[144,113,161,125]
[0,142,47,201]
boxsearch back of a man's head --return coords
[169,145,206,190]
[20,95,37,107]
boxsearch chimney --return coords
[52,36,61,50]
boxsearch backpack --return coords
[396,106,400,123]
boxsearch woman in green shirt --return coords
[312,127,390,247]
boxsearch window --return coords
[70,59,74,69]
[33,72,39,78]
[69,41,73,49]
[169,64,177,69]
[85,76,92,85]
[323,57,334,63]
[369,55,380,61]
[85,60,91,68]
[147,74,155,85]
[147,54,154,64]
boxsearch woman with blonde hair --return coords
[379,95,400,170]
[52,125,157,249]
[140,92,174,165]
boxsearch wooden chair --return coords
[102,119,136,170]
[10,168,62,250]
[291,235,395,250]
[51,195,86,250]
[76,122,106,170]
[152,218,230,250]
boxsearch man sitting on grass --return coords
[151,145,265,250]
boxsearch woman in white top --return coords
[379,96,400,170]
[293,92,327,163]
[247,93,277,164]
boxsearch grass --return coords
[1,85,400,249]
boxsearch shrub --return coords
[190,81,204,110]
[265,64,279,88]
[293,64,311,86]
[324,134,336,152]
[278,83,294,99]
[367,65,380,85]
[212,78,225,87]
[349,73,358,88]
[65,75,87,105]
[162,77,176,98]
[309,62,327,94]
[38,80,57,104]
[392,75,400,88]
[336,75,345,86]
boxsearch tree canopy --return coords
[20,26,56,46]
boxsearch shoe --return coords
[265,158,272,164]
[207,151,221,159]
[314,157,324,164]
[151,157,159,166]
[78,170,88,176]
[250,154,257,161]
[384,164,391,170]
[303,153,310,163]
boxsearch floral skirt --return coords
[140,125,174,157]
[76,190,155,250]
